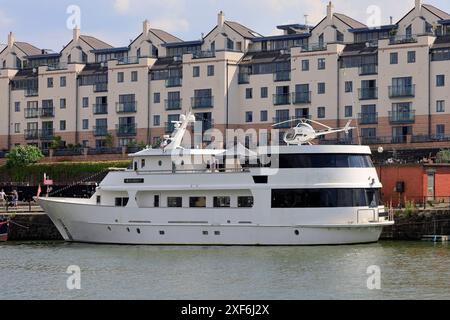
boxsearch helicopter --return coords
[272,118,356,145]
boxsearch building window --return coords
[82,119,89,130]
[390,52,398,65]
[207,65,214,76]
[193,66,200,77]
[14,123,20,133]
[301,60,309,71]
[238,196,254,208]
[318,82,326,94]
[60,76,66,87]
[118,72,124,83]
[153,115,160,126]
[190,197,206,208]
[436,75,445,87]
[60,120,66,131]
[168,197,182,208]
[436,124,445,137]
[14,102,20,112]
[318,58,326,70]
[246,88,253,99]
[47,77,53,88]
[82,97,89,108]
[407,51,416,63]
[317,106,326,119]
[436,100,445,113]
[260,110,268,122]
[60,98,66,109]
[345,81,353,93]
[227,38,234,51]
[131,71,138,82]
[213,196,231,208]
[154,93,160,103]
[345,105,353,118]
[261,87,268,98]
[245,111,253,123]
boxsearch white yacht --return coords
[38,115,394,245]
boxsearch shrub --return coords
[6,145,44,168]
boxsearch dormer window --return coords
[141,159,145,168]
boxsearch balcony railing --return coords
[273,71,291,82]
[24,108,39,119]
[39,129,54,140]
[300,43,327,52]
[165,77,182,88]
[192,51,216,59]
[93,82,108,92]
[238,73,250,84]
[191,96,214,109]
[93,126,108,137]
[47,63,68,71]
[117,56,139,65]
[24,88,39,97]
[39,108,55,118]
[273,93,291,106]
[165,122,176,133]
[359,64,378,75]
[292,91,311,104]
[358,87,378,100]
[273,117,295,128]
[389,110,416,124]
[389,85,415,98]
[93,104,108,115]
[196,119,215,132]
[358,112,378,125]
[116,123,137,137]
[389,35,418,45]
[165,99,182,110]
[24,129,39,140]
[116,102,137,113]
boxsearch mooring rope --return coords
[47,168,111,197]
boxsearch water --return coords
[0,241,449,300]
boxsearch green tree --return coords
[50,136,62,149]
[105,133,114,149]
[6,145,44,168]
[436,149,450,163]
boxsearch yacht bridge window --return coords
[274,154,374,169]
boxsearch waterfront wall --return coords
[7,214,62,241]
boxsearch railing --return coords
[47,63,68,71]
[116,102,137,113]
[165,99,182,110]
[273,117,296,128]
[238,73,250,84]
[389,85,415,98]
[24,108,39,119]
[192,51,216,59]
[93,104,108,115]
[358,87,378,100]
[191,96,214,109]
[165,122,176,133]
[411,134,450,143]
[39,129,54,140]
[360,136,393,145]
[358,112,378,125]
[93,82,108,92]
[24,129,39,140]
[165,77,182,88]
[359,64,378,75]
[117,56,139,65]
[389,110,416,124]
[273,71,291,82]
[24,88,39,97]
[39,108,55,118]
[116,124,137,137]
[300,43,327,52]
[273,93,291,105]
[93,126,108,137]
[292,91,311,104]
[389,35,418,45]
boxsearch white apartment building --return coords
[1,0,450,153]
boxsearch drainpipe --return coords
[226,59,229,131]
[336,56,340,139]
[428,51,431,136]
[75,76,79,144]
[147,69,151,144]
[7,81,11,150]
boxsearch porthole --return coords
[158,160,163,166]
[214,231,220,236]
[159,231,165,235]
[126,227,130,233]
[181,161,185,166]
[203,231,208,235]
[137,228,141,234]
[294,230,300,236]
[227,220,231,224]
[107,226,112,231]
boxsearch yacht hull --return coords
[38,198,393,246]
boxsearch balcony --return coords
[24,129,39,140]
[358,87,378,100]
[47,63,68,71]
[25,88,38,97]
[358,113,378,125]
[389,35,418,45]
[116,102,137,113]
[116,123,137,137]
[24,108,39,119]
[165,99,182,111]
[273,71,291,82]
[300,43,327,52]
[93,126,108,137]
[238,73,250,84]
[273,93,291,106]
[93,104,108,115]
[165,122,176,133]
[39,108,55,118]
[273,117,294,128]
[165,77,182,88]
[39,129,54,140]
[191,96,214,109]
[192,51,215,59]
[389,85,415,98]
[292,91,311,104]
[359,64,378,75]
[117,56,139,65]
[93,82,108,92]
[389,110,416,124]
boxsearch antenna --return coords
[390,16,393,25]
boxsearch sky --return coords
[0,0,449,51]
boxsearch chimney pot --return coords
[143,19,151,37]
[7,32,14,48]
[73,27,80,42]
[218,11,225,29]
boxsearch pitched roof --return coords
[150,29,182,43]
[14,42,42,56]
[422,4,450,20]
[334,13,367,29]
[79,35,113,50]
[224,21,262,39]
